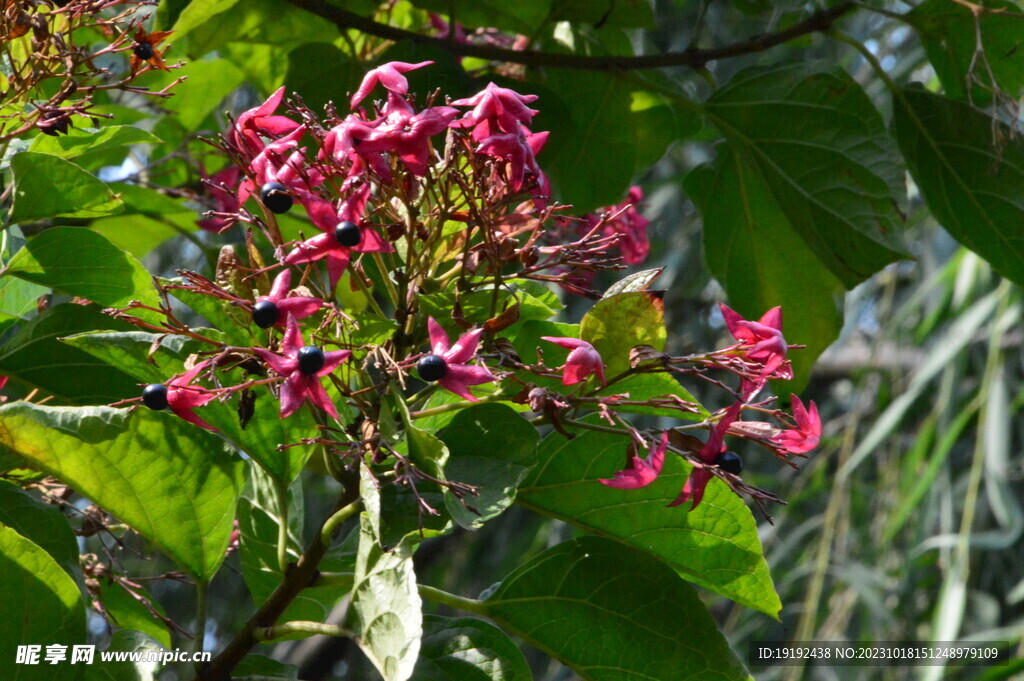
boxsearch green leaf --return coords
[4,227,161,311]
[704,63,907,288]
[350,491,423,681]
[480,536,751,680]
[9,152,123,222]
[61,330,205,384]
[84,630,164,681]
[596,372,707,420]
[28,126,160,160]
[438,404,538,529]
[893,87,1024,287]
[536,71,635,212]
[0,274,48,321]
[0,403,243,581]
[162,278,255,346]
[686,147,844,384]
[909,0,1024,104]
[162,58,245,131]
[518,426,781,617]
[171,0,241,41]
[176,0,337,56]
[0,524,86,679]
[98,582,171,649]
[0,304,140,404]
[234,654,300,681]
[93,184,199,257]
[284,43,362,114]
[0,480,79,577]
[414,615,532,681]
[549,0,653,28]
[602,267,663,297]
[580,291,665,376]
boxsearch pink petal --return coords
[268,269,292,301]
[275,297,324,321]
[353,226,394,254]
[281,314,304,356]
[561,346,600,386]
[428,317,451,356]
[258,114,301,136]
[325,249,352,289]
[699,402,743,463]
[719,303,757,343]
[445,328,483,365]
[253,348,299,377]
[438,364,497,401]
[317,350,352,377]
[668,468,713,510]
[284,233,335,265]
[308,376,339,419]
[253,86,287,118]
[759,306,783,332]
[170,405,219,432]
[541,336,594,351]
[279,372,308,418]
[599,432,667,489]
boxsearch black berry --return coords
[334,220,362,248]
[132,42,155,61]
[142,384,168,410]
[252,300,280,329]
[260,182,293,214]
[716,450,743,476]
[297,346,326,375]
[417,354,448,382]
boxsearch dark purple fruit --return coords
[297,346,325,375]
[252,300,279,329]
[417,354,448,382]
[716,450,743,476]
[142,384,168,410]
[334,220,362,248]
[132,42,155,61]
[260,182,293,214]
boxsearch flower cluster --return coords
[108,61,820,520]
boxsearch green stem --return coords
[274,480,289,573]
[418,584,487,615]
[410,392,504,418]
[372,252,401,310]
[352,266,389,319]
[320,498,362,548]
[254,621,356,642]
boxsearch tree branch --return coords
[197,471,362,681]
[284,0,858,71]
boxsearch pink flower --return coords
[669,402,743,510]
[476,125,547,191]
[253,315,351,419]
[770,395,821,454]
[602,186,650,265]
[451,83,540,141]
[599,432,668,489]
[720,303,789,377]
[255,269,324,327]
[422,317,497,401]
[350,61,433,109]
[541,337,606,386]
[229,86,302,155]
[166,361,218,431]
[283,185,393,288]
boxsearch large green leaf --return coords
[284,43,363,114]
[909,0,1024,104]
[97,582,171,649]
[3,227,161,311]
[580,291,665,377]
[0,524,86,681]
[0,480,79,578]
[413,616,532,681]
[0,403,243,581]
[60,330,204,385]
[595,372,708,420]
[349,471,423,681]
[893,87,1024,287]
[162,58,245,131]
[480,537,751,681]
[535,71,635,212]
[686,146,844,383]
[704,63,907,288]
[175,0,337,56]
[0,304,140,404]
[28,126,160,160]
[437,404,538,529]
[8,152,123,223]
[518,427,781,617]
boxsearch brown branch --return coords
[197,469,361,681]
[284,0,858,71]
